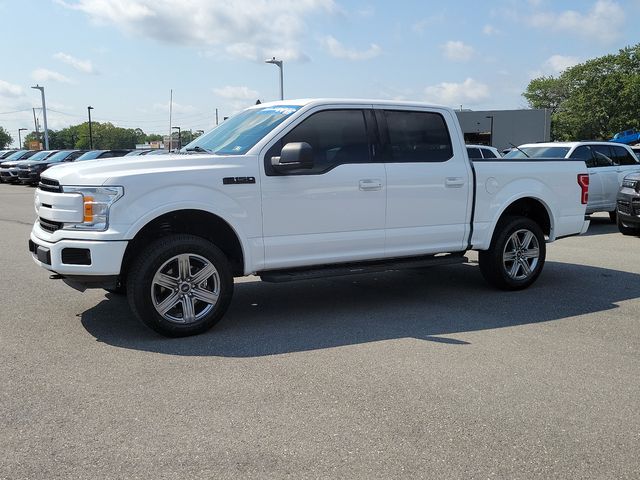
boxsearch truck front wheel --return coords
[478,216,546,290]
[126,234,234,337]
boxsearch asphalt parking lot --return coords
[1,182,639,479]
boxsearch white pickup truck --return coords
[29,99,590,337]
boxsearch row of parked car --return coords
[0,148,168,185]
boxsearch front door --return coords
[259,107,386,270]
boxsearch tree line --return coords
[0,122,201,150]
[524,44,640,141]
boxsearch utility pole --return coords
[169,89,173,151]
[18,128,27,148]
[215,108,219,126]
[32,108,40,146]
[31,85,49,149]
[87,106,94,149]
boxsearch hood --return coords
[40,152,252,186]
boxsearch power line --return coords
[0,108,33,115]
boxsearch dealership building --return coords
[455,109,551,152]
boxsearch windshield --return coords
[504,146,571,159]
[183,105,301,155]
[44,150,75,163]
[28,151,54,162]
[75,150,104,161]
[4,150,28,161]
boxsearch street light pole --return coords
[18,128,27,148]
[31,85,49,149]
[265,57,284,100]
[486,115,494,146]
[87,106,94,149]
[172,126,181,150]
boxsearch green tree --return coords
[0,126,13,149]
[523,44,640,141]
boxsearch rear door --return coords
[591,145,619,211]
[379,107,471,257]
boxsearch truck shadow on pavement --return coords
[81,261,640,357]
[581,216,619,237]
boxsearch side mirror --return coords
[271,142,313,172]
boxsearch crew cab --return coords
[29,99,590,337]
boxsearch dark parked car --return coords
[17,150,85,185]
[616,173,640,236]
[74,149,132,161]
[0,150,41,183]
[0,149,18,159]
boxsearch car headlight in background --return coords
[61,186,124,231]
[622,179,640,192]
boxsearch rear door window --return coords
[481,148,497,158]
[382,110,453,163]
[591,145,615,167]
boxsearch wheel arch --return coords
[490,196,553,245]
[120,209,246,280]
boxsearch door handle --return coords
[445,177,465,188]
[359,179,382,191]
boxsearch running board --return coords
[259,253,468,283]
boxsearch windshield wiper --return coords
[185,145,212,153]
[509,142,530,158]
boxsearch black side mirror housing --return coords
[271,142,313,172]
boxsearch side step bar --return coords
[259,252,468,283]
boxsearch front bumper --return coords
[29,230,128,277]
[617,192,640,227]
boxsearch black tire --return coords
[609,210,617,223]
[478,215,546,290]
[617,213,640,236]
[126,234,234,337]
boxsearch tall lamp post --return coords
[485,115,494,146]
[265,57,284,100]
[172,126,181,150]
[31,85,49,150]
[87,106,94,149]
[18,128,27,148]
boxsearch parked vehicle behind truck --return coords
[29,99,590,337]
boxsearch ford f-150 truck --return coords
[29,99,590,337]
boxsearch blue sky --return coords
[1,0,639,146]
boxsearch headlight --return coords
[61,186,124,231]
[622,179,640,192]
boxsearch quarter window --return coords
[481,148,497,159]
[383,110,453,162]
[466,147,482,159]
[265,109,370,175]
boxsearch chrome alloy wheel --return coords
[502,228,540,281]
[151,253,220,324]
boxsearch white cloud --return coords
[529,0,624,44]
[482,24,499,35]
[53,52,97,74]
[57,0,336,62]
[412,14,445,35]
[322,35,381,60]
[424,78,490,106]
[441,40,474,62]
[152,101,197,115]
[31,68,73,84]
[213,86,260,101]
[544,54,580,74]
[0,80,24,98]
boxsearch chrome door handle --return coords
[445,177,465,188]
[359,179,382,191]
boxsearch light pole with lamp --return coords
[31,85,49,150]
[87,106,94,149]
[172,126,181,150]
[18,128,27,149]
[265,57,284,100]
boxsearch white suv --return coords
[505,142,640,221]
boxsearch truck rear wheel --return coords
[478,216,546,290]
[126,234,234,337]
